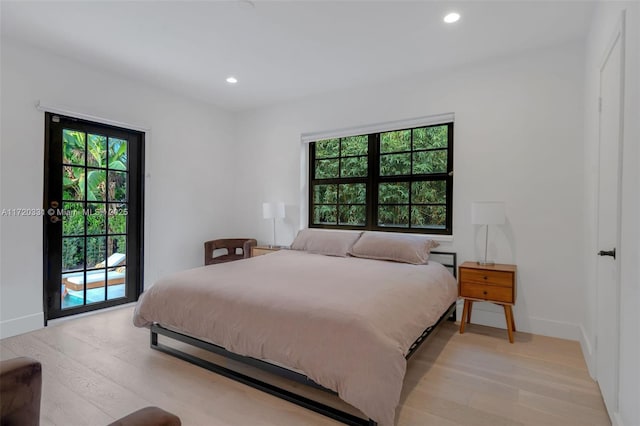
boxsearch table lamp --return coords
[262,202,285,247]
[471,201,505,265]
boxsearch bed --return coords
[133,233,457,426]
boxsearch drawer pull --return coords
[483,276,488,280]
[483,290,488,295]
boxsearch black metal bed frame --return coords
[150,251,457,426]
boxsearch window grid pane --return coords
[310,122,452,234]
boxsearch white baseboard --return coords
[0,312,44,339]
[525,316,582,341]
[461,302,581,341]
[579,324,596,379]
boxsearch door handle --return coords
[48,201,61,223]
[597,248,616,259]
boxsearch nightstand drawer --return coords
[460,282,514,304]
[459,268,513,287]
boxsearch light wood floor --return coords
[0,306,610,426]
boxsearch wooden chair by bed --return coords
[204,238,257,265]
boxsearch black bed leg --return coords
[151,330,158,347]
[447,307,456,322]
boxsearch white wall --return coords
[0,39,236,338]
[582,2,639,426]
[232,42,587,341]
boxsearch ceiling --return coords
[1,1,595,111]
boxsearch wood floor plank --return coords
[39,373,114,426]
[518,390,610,426]
[2,331,151,421]
[0,344,19,361]
[468,391,569,426]
[0,306,610,426]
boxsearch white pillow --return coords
[290,229,363,257]
[348,232,439,264]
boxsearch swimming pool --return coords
[61,284,126,309]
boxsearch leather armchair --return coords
[204,238,257,265]
[0,357,41,426]
[1,357,181,426]
[107,406,181,426]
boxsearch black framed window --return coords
[309,122,453,234]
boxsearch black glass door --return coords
[43,113,144,320]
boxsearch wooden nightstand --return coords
[458,262,517,343]
[251,246,283,257]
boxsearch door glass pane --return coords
[62,202,84,236]
[108,203,127,234]
[106,240,126,301]
[107,266,126,301]
[108,172,127,202]
[85,269,106,304]
[62,237,84,271]
[86,169,106,201]
[86,236,106,268]
[62,229,85,308]
[63,166,86,201]
[62,270,85,309]
[86,204,106,235]
[108,235,126,259]
[87,134,107,167]
[108,138,128,170]
[62,130,85,165]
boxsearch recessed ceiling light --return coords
[443,12,460,24]
[226,76,238,84]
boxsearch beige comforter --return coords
[133,250,457,425]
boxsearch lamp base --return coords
[476,260,496,266]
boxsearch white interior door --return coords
[595,18,625,419]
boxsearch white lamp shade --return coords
[262,202,285,219]
[471,201,505,225]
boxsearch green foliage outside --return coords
[313,125,449,228]
[61,130,128,271]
